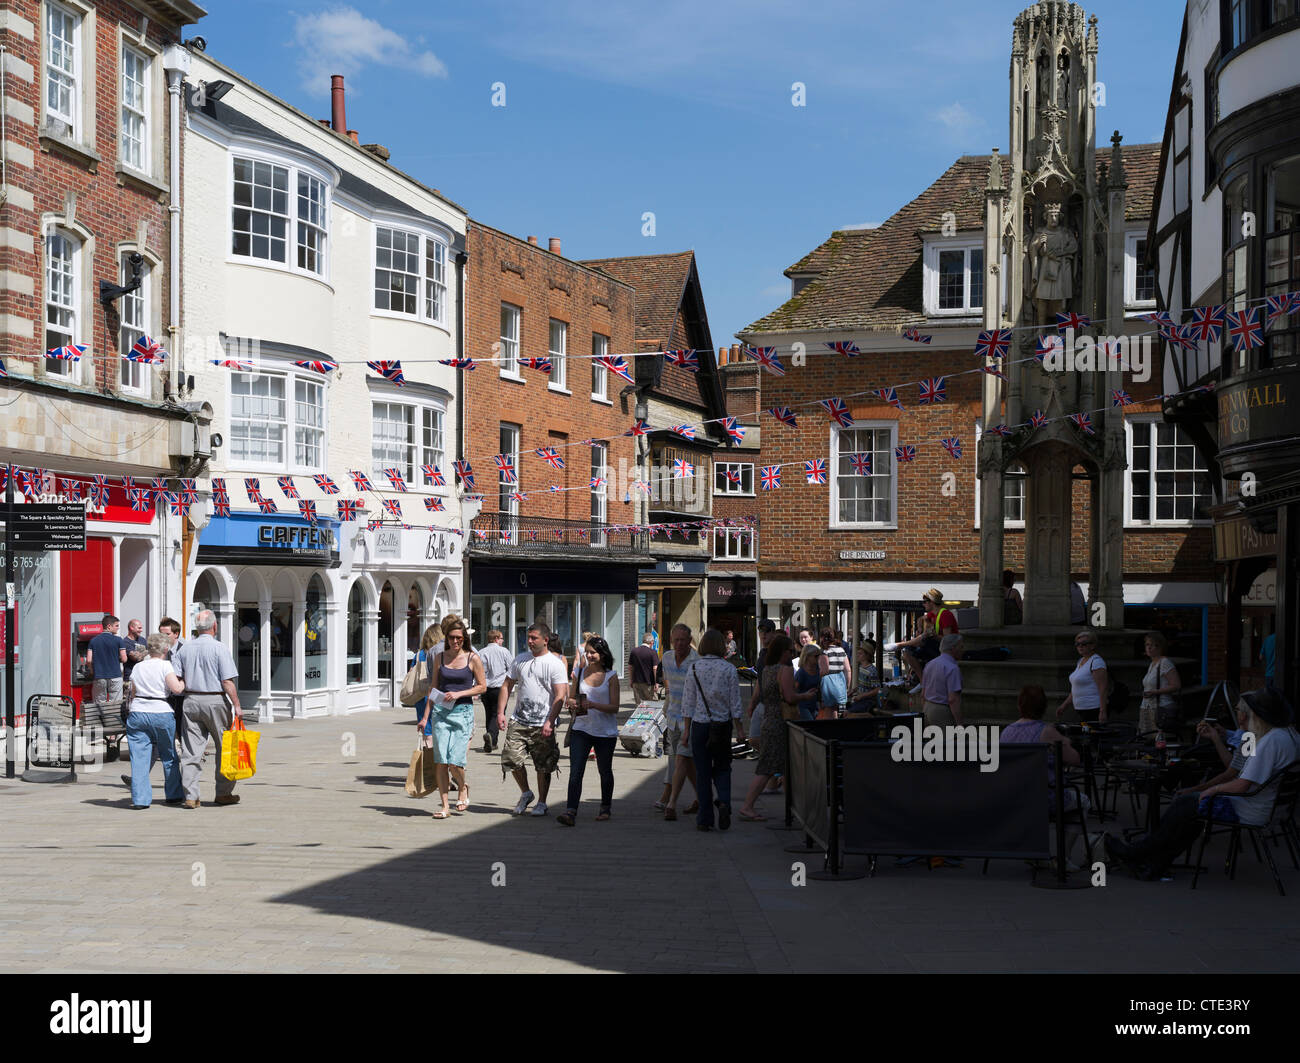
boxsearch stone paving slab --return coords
[2,708,1299,973]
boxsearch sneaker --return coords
[512,790,535,815]
[182,800,200,809]
[215,795,241,806]
[483,735,492,754]
[530,802,548,817]
[718,803,732,831]
[121,774,133,786]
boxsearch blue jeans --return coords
[691,720,732,826]
[126,711,182,806]
[566,730,616,812]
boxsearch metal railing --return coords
[468,512,650,557]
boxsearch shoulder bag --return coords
[399,650,433,707]
[692,666,733,761]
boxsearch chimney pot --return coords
[526,236,538,246]
[330,75,347,133]
[348,129,359,144]
[549,237,561,255]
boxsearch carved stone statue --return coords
[1028,202,1078,326]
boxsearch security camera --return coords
[185,36,207,52]
[128,251,143,269]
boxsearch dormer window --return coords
[924,239,984,316]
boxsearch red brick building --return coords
[739,146,1223,685]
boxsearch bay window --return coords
[231,366,328,473]
[374,226,448,325]
[372,401,445,482]
[232,154,330,277]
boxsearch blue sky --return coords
[196,0,1185,346]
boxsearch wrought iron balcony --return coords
[468,512,654,561]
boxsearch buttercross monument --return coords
[976,1,1129,630]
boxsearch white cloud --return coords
[292,7,448,95]
[936,102,976,130]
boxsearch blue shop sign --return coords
[197,512,341,567]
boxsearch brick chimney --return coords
[549,237,561,255]
[526,236,538,246]
[330,75,346,133]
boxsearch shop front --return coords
[638,560,708,650]
[705,575,757,664]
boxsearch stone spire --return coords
[986,148,1005,192]
[1109,129,1127,189]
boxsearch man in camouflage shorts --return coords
[497,623,569,816]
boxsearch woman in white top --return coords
[556,636,621,826]
[1139,631,1181,735]
[1056,629,1109,724]
[681,629,746,831]
[124,632,186,809]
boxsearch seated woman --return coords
[846,640,883,715]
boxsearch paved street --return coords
[2,707,1299,974]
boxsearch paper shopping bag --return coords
[219,717,260,780]
[405,745,437,798]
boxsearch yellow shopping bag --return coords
[220,717,260,780]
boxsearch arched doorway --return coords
[233,569,265,704]
[305,573,328,690]
[378,580,395,691]
[192,569,223,629]
[408,582,426,662]
[269,570,297,693]
[346,580,368,685]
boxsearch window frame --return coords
[119,43,150,173]
[1124,231,1158,310]
[712,526,756,561]
[43,1,81,140]
[228,363,330,475]
[829,421,898,530]
[1124,416,1214,527]
[972,421,1027,528]
[590,441,608,542]
[229,148,333,281]
[117,251,151,397]
[548,318,569,392]
[371,223,449,327]
[370,397,448,484]
[44,229,81,383]
[591,333,610,402]
[923,238,985,317]
[713,462,755,497]
[499,303,522,379]
[499,423,521,537]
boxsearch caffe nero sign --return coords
[196,513,341,567]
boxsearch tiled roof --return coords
[580,251,698,351]
[744,144,1160,335]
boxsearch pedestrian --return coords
[497,622,569,817]
[657,624,700,821]
[847,639,882,714]
[121,619,148,684]
[724,629,738,660]
[628,631,659,704]
[794,644,823,721]
[796,627,814,650]
[894,590,958,694]
[1069,581,1087,625]
[171,609,244,808]
[557,636,620,825]
[681,629,745,831]
[819,625,850,717]
[921,633,964,726]
[158,617,184,660]
[121,616,188,789]
[1139,631,1181,735]
[837,629,851,657]
[124,633,186,809]
[423,615,486,819]
[1056,629,1109,724]
[1003,570,1023,625]
[737,635,799,822]
[548,632,568,679]
[87,614,129,706]
[477,628,513,753]
[412,623,442,744]
[746,619,777,748]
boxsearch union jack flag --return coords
[421,464,446,485]
[596,354,635,384]
[745,346,786,376]
[819,397,853,427]
[162,492,183,516]
[1035,334,1063,363]
[211,357,255,371]
[337,499,360,521]
[494,454,517,483]
[981,364,1008,380]
[522,357,552,374]
[454,460,475,490]
[535,447,565,469]
[1267,294,1295,327]
[1029,409,1048,429]
[1227,308,1264,351]
[382,498,402,518]
[90,475,109,507]
[826,340,860,357]
[548,485,563,493]
[672,459,694,478]
[368,520,384,532]
[872,387,903,411]
[849,452,872,475]
[210,478,225,495]
[349,470,374,492]
[47,344,86,361]
[1069,412,1096,435]
[940,437,963,460]
[766,407,798,427]
[1111,388,1134,407]
[473,529,489,541]
[128,488,150,512]
[509,491,528,503]
[1139,311,1173,326]
[179,478,198,504]
[367,360,405,385]
[894,445,917,463]
[0,359,6,378]
[805,458,828,485]
[121,475,137,494]
[903,327,932,344]
[632,480,651,494]
[244,478,263,502]
[722,416,745,443]
[578,529,588,541]
[975,330,1012,360]
[213,495,231,517]
[150,477,169,496]
[1160,323,1197,350]
[313,475,340,495]
[527,529,538,542]
[425,497,445,512]
[985,424,1013,437]
[60,478,82,501]
[918,377,946,405]
[438,358,477,371]
[258,498,279,514]
[384,468,408,492]
[724,468,742,486]
[624,419,651,436]
[276,476,299,499]
[760,466,781,490]
[292,359,337,373]
[1188,305,1226,343]
[127,336,167,364]
[665,349,699,372]
[1055,311,1092,332]
[589,476,606,489]
[671,424,696,441]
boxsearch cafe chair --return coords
[1191,763,1300,896]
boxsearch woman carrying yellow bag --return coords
[220,717,260,781]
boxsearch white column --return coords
[326,592,343,715]
[258,596,272,724]
[365,606,380,708]
[292,597,306,717]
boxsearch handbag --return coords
[219,717,260,781]
[691,669,733,762]
[400,651,433,707]
[404,741,437,798]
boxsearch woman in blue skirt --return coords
[422,614,486,819]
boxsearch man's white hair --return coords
[194,610,216,633]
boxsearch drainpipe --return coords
[455,248,469,610]
[163,44,190,399]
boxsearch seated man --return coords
[1105,688,1300,880]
